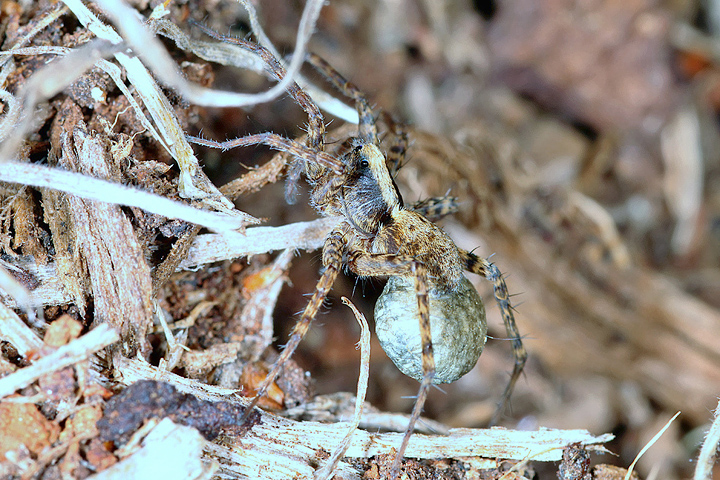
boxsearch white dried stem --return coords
[154,300,187,372]
[0,261,35,319]
[1,46,73,56]
[0,161,254,233]
[92,0,325,108]
[57,127,155,340]
[149,301,216,334]
[625,411,681,480]
[284,393,448,435]
[0,4,66,143]
[0,60,19,143]
[0,258,76,308]
[1,3,68,55]
[95,58,168,153]
[234,0,359,123]
[314,298,371,480]
[153,17,359,124]
[239,249,295,361]
[1,1,219,204]
[0,39,119,158]
[180,217,341,268]
[113,356,241,402]
[0,324,119,399]
[0,301,43,357]
[0,218,336,308]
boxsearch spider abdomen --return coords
[374,275,487,384]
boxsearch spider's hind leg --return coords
[459,249,527,425]
[410,195,459,222]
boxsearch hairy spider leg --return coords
[188,132,343,174]
[190,22,326,152]
[459,249,527,425]
[189,23,332,199]
[410,196,460,222]
[307,55,471,475]
[186,26,357,427]
[238,227,346,425]
[380,112,409,176]
[306,53,379,146]
[189,25,523,479]
[192,22,325,149]
[346,252,434,478]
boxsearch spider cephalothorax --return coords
[189,24,527,479]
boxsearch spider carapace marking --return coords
[188,23,527,479]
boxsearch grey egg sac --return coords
[374,275,487,384]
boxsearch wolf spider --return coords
[189,25,527,477]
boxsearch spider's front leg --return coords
[306,53,378,145]
[187,23,343,192]
[307,54,411,178]
[347,251,436,478]
[188,132,343,174]
[379,112,409,176]
[239,227,347,423]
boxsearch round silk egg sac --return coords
[374,275,487,384]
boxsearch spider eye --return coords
[360,159,369,168]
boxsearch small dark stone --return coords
[97,380,260,446]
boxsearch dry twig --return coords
[112,357,612,478]
[0,302,43,358]
[0,324,118,399]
